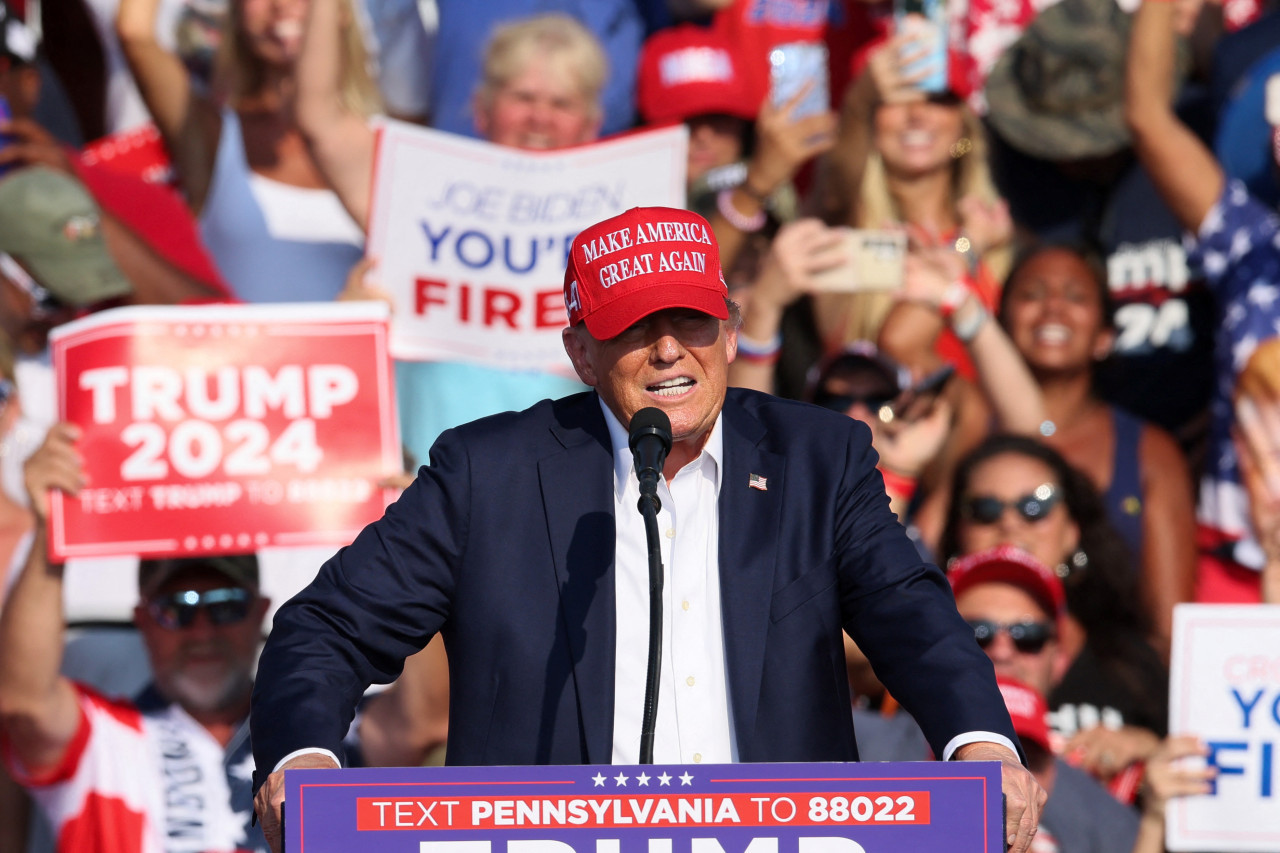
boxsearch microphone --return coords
[628,407,671,765]
[629,407,672,511]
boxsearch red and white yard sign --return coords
[48,302,400,561]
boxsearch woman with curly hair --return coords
[940,434,1168,802]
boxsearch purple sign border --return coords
[286,761,1002,853]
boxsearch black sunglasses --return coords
[814,388,899,415]
[967,619,1055,654]
[146,587,253,631]
[962,484,1061,525]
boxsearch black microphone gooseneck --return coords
[628,407,672,765]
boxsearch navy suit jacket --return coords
[251,388,1016,782]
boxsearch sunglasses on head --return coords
[967,619,1055,654]
[146,587,253,631]
[962,484,1060,525]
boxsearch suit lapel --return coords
[717,397,785,755]
[539,394,617,764]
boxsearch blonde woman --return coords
[116,0,380,302]
[812,32,1012,366]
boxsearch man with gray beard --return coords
[0,422,272,853]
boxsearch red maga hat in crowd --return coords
[947,544,1066,618]
[563,207,728,340]
[637,24,758,125]
[996,675,1053,754]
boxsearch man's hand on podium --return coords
[255,752,342,853]
[953,741,1046,853]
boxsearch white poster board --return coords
[1167,603,1280,851]
[366,123,688,374]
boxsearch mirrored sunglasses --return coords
[962,484,1060,525]
[967,618,1054,654]
[0,377,13,413]
[146,587,252,630]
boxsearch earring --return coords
[1055,549,1089,578]
[949,138,973,159]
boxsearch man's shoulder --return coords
[440,391,599,444]
[725,387,868,446]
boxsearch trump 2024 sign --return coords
[48,302,400,562]
[284,762,1003,853]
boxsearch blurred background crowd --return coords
[1,0,1279,850]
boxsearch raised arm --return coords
[727,218,850,393]
[889,247,1046,433]
[115,0,222,213]
[1125,0,1223,232]
[0,424,86,775]
[295,0,378,230]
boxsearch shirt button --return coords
[686,676,695,687]
[665,528,676,539]
[693,753,702,763]
[681,600,690,611]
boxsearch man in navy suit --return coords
[251,207,1046,851]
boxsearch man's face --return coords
[476,54,601,151]
[954,582,1057,696]
[563,307,737,458]
[135,568,269,716]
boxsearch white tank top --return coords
[199,109,365,303]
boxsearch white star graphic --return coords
[679,772,694,786]
[636,773,650,786]
[1233,333,1258,371]
[233,809,253,844]
[1229,229,1254,262]
[1203,250,1228,278]
[658,772,672,786]
[592,773,606,787]
[1226,302,1248,329]
[1248,282,1278,310]
[614,772,629,786]
[229,754,256,783]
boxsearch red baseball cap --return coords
[948,545,1065,618]
[563,207,728,340]
[637,24,758,125]
[997,676,1052,755]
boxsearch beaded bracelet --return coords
[716,188,766,233]
[736,331,782,364]
[951,300,990,343]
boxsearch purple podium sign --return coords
[285,761,1002,853]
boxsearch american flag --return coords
[748,473,768,491]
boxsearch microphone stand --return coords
[637,488,664,765]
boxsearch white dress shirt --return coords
[602,401,736,765]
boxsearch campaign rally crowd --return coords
[0,0,1279,850]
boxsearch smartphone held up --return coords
[807,228,908,293]
[893,0,949,94]
[768,41,830,118]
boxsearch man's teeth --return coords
[649,378,694,397]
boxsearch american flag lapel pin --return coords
[749,473,768,491]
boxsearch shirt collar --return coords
[597,395,723,500]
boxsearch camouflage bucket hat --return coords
[985,0,1160,162]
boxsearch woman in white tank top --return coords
[115,0,376,303]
